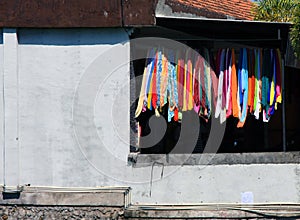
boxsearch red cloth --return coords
[193,55,201,112]
[231,49,239,118]
[200,56,205,109]
[178,59,184,110]
[151,52,158,109]
[174,107,179,121]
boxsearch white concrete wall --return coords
[137,164,300,204]
[1,28,300,204]
[17,28,132,187]
[3,28,19,187]
[0,29,3,186]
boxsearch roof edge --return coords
[155,14,292,26]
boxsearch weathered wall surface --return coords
[0,28,300,205]
[0,187,129,220]
[0,206,124,220]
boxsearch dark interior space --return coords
[131,24,299,154]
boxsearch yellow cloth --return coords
[147,71,154,109]
[183,60,187,111]
[135,62,148,117]
[270,78,275,106]
[188,58,193,110]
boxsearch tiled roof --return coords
[165,0,255,20]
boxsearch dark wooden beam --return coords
[122,0,157,26]
[0,0,123,27]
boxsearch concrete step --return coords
[125,204,300,219]
[0,186,131,208]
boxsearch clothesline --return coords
[172,38,282,42]
[135,47,282,128]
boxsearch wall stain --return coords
[294,165,300,202]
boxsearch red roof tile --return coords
[165,0,255,20]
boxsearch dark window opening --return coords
[130,30,300,155]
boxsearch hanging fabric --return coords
[253,49,262,120]
[237,48,249,128]
[231,49,239,118]
[135,47,283,127]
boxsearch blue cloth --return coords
[269,49,277,116]
[238,48,244,106]
[167,51,178,122]
[239,48,249,123]
[156,51,162,107]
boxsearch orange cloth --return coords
[231,49,239,118]
[247,49,255,113]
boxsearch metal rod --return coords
[168,38,282,42]
[2,31,5,187]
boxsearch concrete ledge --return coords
[128,152,300,167]
[0,186,131,208]
[125,204,300,219]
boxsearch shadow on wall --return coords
[2,192,20,200]
[17,28,128,46]
[0,29,2,44]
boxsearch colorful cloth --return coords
[135,47,283,127]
